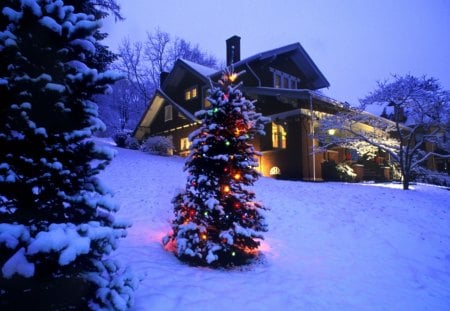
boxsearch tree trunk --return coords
[402,171,410,190]
[402,179,410,190]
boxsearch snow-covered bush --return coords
[141,135,174,156]
[125,136,140,150]
[322,161,356,182]
[413,167,450,187]
[113,130,140,150]
[0,1,136,310]
[113,131,130,148]
[336,162,357,182]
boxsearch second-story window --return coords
[185,86,198,101]
[270,68,300,89]
[164,105,173,122]
[274,73,281,89]
[272,122,287,149]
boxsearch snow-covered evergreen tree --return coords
[163,70,268,267]
[0,1,136,310]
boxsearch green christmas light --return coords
[225,141,230,146]
[213,107,219,113]
[231,251,236,257]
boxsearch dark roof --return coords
[243,86,343,108]
[161,58,214,91]
[133,88,197,138]
[218,43,330,90]
[164,42,330,91]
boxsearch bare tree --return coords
[143,28,219,88]
[116,38,153,104]
[110,28,220,132]
[316,74,450,190]
[145,28,172,87]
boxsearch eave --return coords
[133,89,197,140]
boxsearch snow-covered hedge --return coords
[141,135,174,156]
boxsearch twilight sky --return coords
[103,0,450,106]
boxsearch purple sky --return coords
[103,0,450,106]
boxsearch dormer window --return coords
[274,73,281,89]
[270,68,300,89]
[185,86,198,101]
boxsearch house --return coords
[133,36,387,181]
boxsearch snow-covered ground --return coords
[99,143,450,311]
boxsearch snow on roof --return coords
[364,103,387,116]
[179,59,216,77]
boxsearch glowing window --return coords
[180,137,191,151]
[185,86,198,101]
[269,166,281,175]
[272,122,287,149]
[204,98,212,108]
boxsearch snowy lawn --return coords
[100,144,450,311]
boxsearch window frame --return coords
[180,137,191,151]
[164,104,173,122]
[270,67,300,90]
[185,86,198,101]
[272,122,287,149]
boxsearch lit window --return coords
[204,98,212,108]
[180,137,191,151]
[164,105,173,122]
[185,86,198,101]
[269,166,281,176]
[272,122,287,149]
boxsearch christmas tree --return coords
[163,69,268,267]
[0,1,135,310]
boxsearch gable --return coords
[134,89,197,140]
[211,43,330,91]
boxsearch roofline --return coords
[211,42,330,89]
[242,86,343,109]
[161,59,212,90]
[132,89,197,138]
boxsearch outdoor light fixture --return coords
[328,129,336,135]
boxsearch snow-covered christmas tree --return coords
[0,1,135,310]
[163,69,268,267]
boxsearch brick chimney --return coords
[226,35,241,66]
